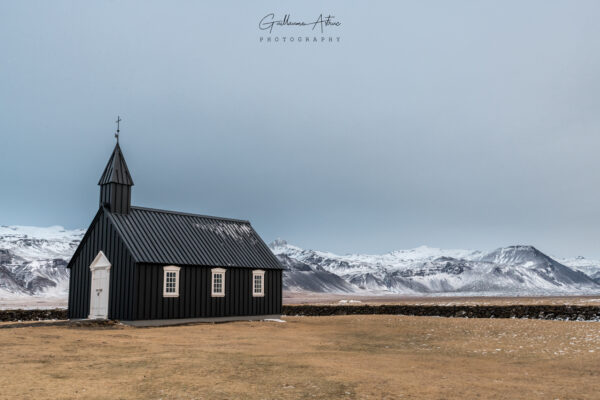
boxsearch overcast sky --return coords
[1,1,600,257]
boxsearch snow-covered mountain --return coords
[557,256,600,283]
[270,240,600,295]
[0,226,84,298]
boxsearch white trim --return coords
[163,265,181,297]
[89,250,111,271]
[211,268,226,297]
[252,269,265,297]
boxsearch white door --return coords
[88,251,111,319]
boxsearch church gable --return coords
[67,208,135,270]
[67,207,137,320]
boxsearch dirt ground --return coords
[1,316,599,399]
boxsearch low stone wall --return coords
[0,309,68,322]
[282,305,600,321]
[3,305,600,322]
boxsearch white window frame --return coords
[163,265,181,297]
[211,268,226,297]
[252,270,265,297]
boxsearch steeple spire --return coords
[98,122,134,214]
[98,143,134,186]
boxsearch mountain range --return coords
[1,225,600,300]
[270,239,600,295]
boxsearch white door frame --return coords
[88,251,111,319]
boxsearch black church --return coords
[67,140,283,324]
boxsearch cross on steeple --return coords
[115,116,122,143]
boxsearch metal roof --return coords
[105,206,283,269]
[98,143,134,186]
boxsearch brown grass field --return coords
[1,316,600,399]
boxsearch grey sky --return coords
[1,1,599,257]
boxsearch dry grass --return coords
[1,316,599,399]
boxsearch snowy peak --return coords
[0,225,84,260]
[0,225,84,240]
[478,245,547,265]
[389,245,481,263]
[269,238,288,248]
[557,255,600,283]
[0,225,84,298]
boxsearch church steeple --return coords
[98,141,134,214]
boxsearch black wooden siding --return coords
[134,265,282,320]
[100,183,132,214]
[67,209,136,320]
